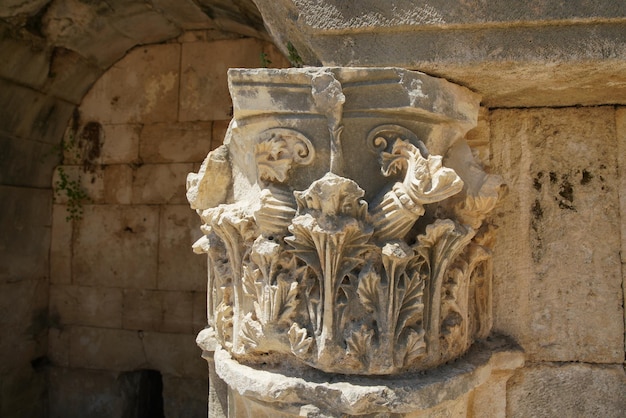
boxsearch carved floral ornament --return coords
[187,68,502,375]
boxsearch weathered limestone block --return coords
[99,124,141,164]
[252,1,626,107]
[139,122,213,163]
[50,284,123,328]
[131,163,193,205]
[72,205,159,289]
[180,39,278,121]
[78,43,180,124]
[490,107,624,363]
[616,108,626,352]
[122,289,193,333]
[0,78,75,144]
[506,363,626,417]
[211,335,523,417]
[158,205,206,291]
[69,326,146,372]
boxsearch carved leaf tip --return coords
[289,323,312,357]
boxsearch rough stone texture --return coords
[506,363,626,417]
[253,0,626,107]
[190,67,505,377]
[0,78,76,145]
[0,134,59,189]
[143,331,207,378]
[122,289,194,333]
[131,163,193,205]
[617,107,626,355]
[98,123,141,164]
[469,371,510,418]
[0,278,48,373]
[50,285,123,328]
[48,366,200,418]
[0,2,285,416]
[490,107,624,363]
[79,43,181,124]
[0,22,50,88]
[158,205,206,291]
[72,205,160,289]
[180,39,270,121]
[140,122,213,163]
[69,326,146,371]
[209,337,523,416]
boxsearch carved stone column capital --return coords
[189,67,513,415]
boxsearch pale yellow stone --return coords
[99,123,141,164]
[103,164,133,204]
[72,205,159,289]
[69,326,146,371]
[469,372,510,418]
[79,43,180,124]
[179,39,264,121]
[139,122,212,163]
[143,331,207,378]
[131,163,192,204]
[158,205,205,291]
[49,284,123,328]
[616,107,626,265]
[490,107,624,363]
[122,289,193,333]
[506,363,626,417]
[616,107,626,354]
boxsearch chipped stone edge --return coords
[208,334,524,415]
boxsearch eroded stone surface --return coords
[490,107,624,363]
[78,43,181,124]
[253,0,626,107]
[207,335,523,416]
[507,363,626,418]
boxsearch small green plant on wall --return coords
[287,42,303,67]
[260,52,272,68]
[53,110,100,221]
[55,166,90,222]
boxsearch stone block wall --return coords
[48,32,288,418]
[487,106,626,416]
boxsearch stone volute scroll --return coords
[188,67,520,416]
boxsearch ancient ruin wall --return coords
[46,33,289,417]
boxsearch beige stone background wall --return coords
[47,33,288,417]
[488,107,626,415]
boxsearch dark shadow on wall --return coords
[119,369,164,418]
